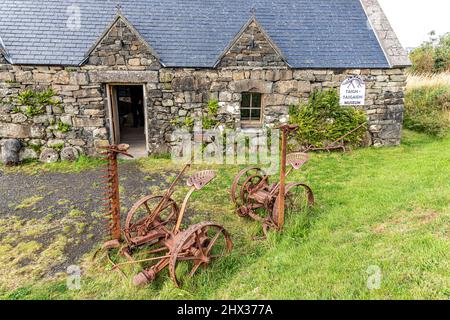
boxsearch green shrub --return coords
[409,32,450,74]
[409,46,436,74]
[404,85,450,137]
[51,142,65,152]
[28,143,42,154]
[289,89,367,148]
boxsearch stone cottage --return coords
[0,0,410,161]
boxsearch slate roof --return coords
[0,0,391,68]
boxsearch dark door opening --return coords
[109,84,147,157]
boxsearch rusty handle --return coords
[173,186,196,234]
[333,122,367,143]
[304,122,367,152]
[166,163,191,195]
[144,163,191,229]
[277,126,289,230]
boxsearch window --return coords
[241,93,262,124]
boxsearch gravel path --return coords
[0,162,170,283]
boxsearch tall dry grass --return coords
[404,72,450,136]
[406,72,450,89]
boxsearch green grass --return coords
[0,156,105,175]
[0,130,449,300]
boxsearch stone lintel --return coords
[89,71,159,83]
[229,79,273,93]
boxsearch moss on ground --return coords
[15,196,44,210]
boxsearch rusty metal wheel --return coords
[124,195,179,245]
[238,174,265,218]
[169,222,233,287]
[231,167,266,218]
[241,174,264,200]
[230,167,266,207]
[272,183,314,224]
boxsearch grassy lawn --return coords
[0,129,449,300]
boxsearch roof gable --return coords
[84,13,161,68]
[216,17,288,68]
[360,0,411,67]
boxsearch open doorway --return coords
[108,84,148,158]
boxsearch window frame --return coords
[240,92,263,127]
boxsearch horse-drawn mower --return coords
[230,124,315,236]
[98,144,233,287]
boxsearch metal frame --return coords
[98,153,233,287]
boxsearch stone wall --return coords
[0,16,407,161]
[88,18,161,71]
[0,64,406,161]
[0,17,164,161]
[159,67,406,146]
[0,65,106,161]
[0,53,6,65]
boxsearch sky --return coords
[378,0,450,48]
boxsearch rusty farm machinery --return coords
[230,124,315,236]
[229,122,367,236]
[96,123,361,285]
[98,144,233,287]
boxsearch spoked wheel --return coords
[169,222,233,287]
[239,174,267,219]
[124,195,179,245]
[231,167,266,217]
[231,167,266,207]
[272,183,315,224]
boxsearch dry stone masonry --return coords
[0,3,410,162]
[0,53,7,65]
[88,17,161,71]
[218,19,287,68]
[160,67,406,146]
[0,65,407,161]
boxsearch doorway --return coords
[108,84,148,158]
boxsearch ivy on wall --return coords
[11,88,62,117]
[171,99,221,132]
[202,99,219,130]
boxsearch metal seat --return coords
[187,170,216,190]
[286,152,310,170]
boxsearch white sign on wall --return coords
[340,76,366,106]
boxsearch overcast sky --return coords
[378,0,450,48]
